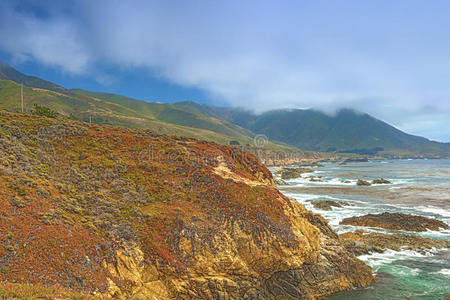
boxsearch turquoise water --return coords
[272,159,450,299]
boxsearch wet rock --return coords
[356,179,371,186]
[340,212,449,232]
[273,177,287,185]
[342,158,369,164]
[309,200,350,211]
[339,230,450,255]
[276,167,313,180]
[372,178,391,184]
[309,175,321,182]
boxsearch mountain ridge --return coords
[0,62,297,153]
[1,62,449,157]
[176,101,450,157]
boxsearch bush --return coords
[32,104,57,118]
[229,140,240,146]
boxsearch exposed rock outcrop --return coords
[309,200,350,211]
[340,230,450,256]
[0,110,373,299]
[275,167,313,180]
[356,179,371,186]
[341,158,369,164]
[245,148,330,166]
[273,177,287,185]
[372,178,391,184]
[340,212,449,232]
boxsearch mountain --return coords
[0,109,373,298]
[176,102,450,157]
[1,62,448,157]
[0,62,65,92]
[0,63,294,152]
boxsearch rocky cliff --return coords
[0,110,373,299]
[243,148,333,166]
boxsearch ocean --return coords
[271,159,450,300]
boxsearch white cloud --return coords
[0,1,90,74]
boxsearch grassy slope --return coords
[0,79,293,151]
[0,62,66,93]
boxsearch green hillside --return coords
[0,62,66,93]
[0,63,293,151]
[2,62,448,157]
[176,102,450,157]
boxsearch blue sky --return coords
[1,0,450,141]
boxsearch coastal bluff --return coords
[0,110,373,299]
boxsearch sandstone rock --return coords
[340,212,449,232]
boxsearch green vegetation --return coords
[0,109,297,296]
[0,62,295,152]
[1,62,448,157]
[178,102,450,157]
[32,104,57,118]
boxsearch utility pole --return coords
[20,83,24,112]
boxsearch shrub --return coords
[32,104,57,118]
[229,140,240,146]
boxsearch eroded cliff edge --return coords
[0,110,373,299]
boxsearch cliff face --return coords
[0,110,373,299]
[243,148,332,166]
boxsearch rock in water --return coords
[372,178,392,184]
[273,177,287,185]
[310,200,350,211]
[356,179,371,186]
[276,167,313,179]
[0,110,374,299]
[340,212,449,232]
[340,230,450,256]
[342,158,369,164]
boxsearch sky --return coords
[0,0,450,142]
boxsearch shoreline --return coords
[274,159,450,299]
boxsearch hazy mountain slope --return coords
[176,102,450,156]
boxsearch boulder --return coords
[356,179,371,186]
[309,200,350,211]
[276,167,313,180]
[339,230,450,256]
[372,178,391,184]
[341,158,369,164]
[340,212,449,232]
[273,177,287,185]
